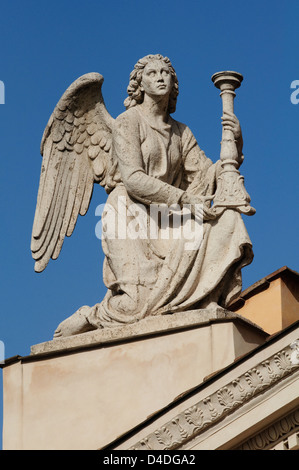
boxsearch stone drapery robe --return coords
[87,107,253,328]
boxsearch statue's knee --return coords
[109,291,139,315]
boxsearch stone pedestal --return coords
[2,310,268,450]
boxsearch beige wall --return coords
[281,278,299,330]
[233,277,299,335]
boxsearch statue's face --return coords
[140,59,173,99]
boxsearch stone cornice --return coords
[29,309,266,358]
[130,340,299,450]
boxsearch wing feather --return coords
[31,147,67,256]
[32,147,71,262]
[39,160,74,268]
[80,166,94,216]
[51,155,79,259]
[31,73,114,272]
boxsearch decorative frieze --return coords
[130,340,299,450]
[236,408,299,450]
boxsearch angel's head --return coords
[124,54,179,114]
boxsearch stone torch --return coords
[211,71,255,216]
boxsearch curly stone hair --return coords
[124,54,179,114]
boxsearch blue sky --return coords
[0,0,298,448]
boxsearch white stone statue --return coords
[31,54,254,337]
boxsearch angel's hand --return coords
[180,193,216,221]
[221,111,242,142]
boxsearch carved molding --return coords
[235,408,299,450]
[130,340,299,450]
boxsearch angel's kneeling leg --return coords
[84,282,150,328]
[108,284,147,315]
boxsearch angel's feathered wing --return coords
[31,73,114,272]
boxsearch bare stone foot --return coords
[53,306,96,338]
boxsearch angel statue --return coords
[31,54,253,338]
